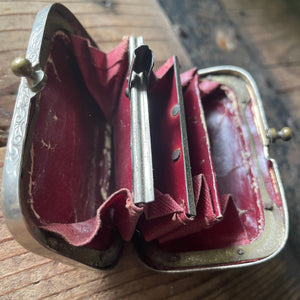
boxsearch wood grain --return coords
[221,0,300,89]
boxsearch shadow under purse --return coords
[2,3,291,272]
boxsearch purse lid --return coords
[2,3,124,269]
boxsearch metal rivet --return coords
[264,203,274,211]
[125,87,129,98]
[171,105,180,116]
[237,249,244,255]
[172,149,181,161]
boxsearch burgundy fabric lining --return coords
[180,68,197,87]
[29,33,140,250]
[71,34,129,121]
[160,195,250,252]
[158,175,220,243]
[144,189,184,220]
[27,33,273,253]
[42,189,143,248]
[27,32,108,225]
[148,57,198,217]
[201,82,264,242]
[34,36,224,248]
[184,75,222,219]
[139,175,202,242]
[140,174,221,242]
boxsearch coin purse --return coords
[2,3,290,272]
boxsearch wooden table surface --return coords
[0,0,300,299]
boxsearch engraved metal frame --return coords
[1,3,122,270]
[135,66,289,272]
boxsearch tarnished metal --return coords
[173,57,196,217]
[127,41,196,216]
[267,127,293,143]
[128,36,155,206]
[11,57,47,93]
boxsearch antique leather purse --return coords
[2,3,291,271]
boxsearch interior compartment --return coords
[21,31,280,255]
[22,31,142,251]
[138,65,225,242]
[158,75,281,252]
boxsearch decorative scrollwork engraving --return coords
[26,7,49,63]
[7,6,51,165]
[7,81,32,164]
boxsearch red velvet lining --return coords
[23,32,280,254]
